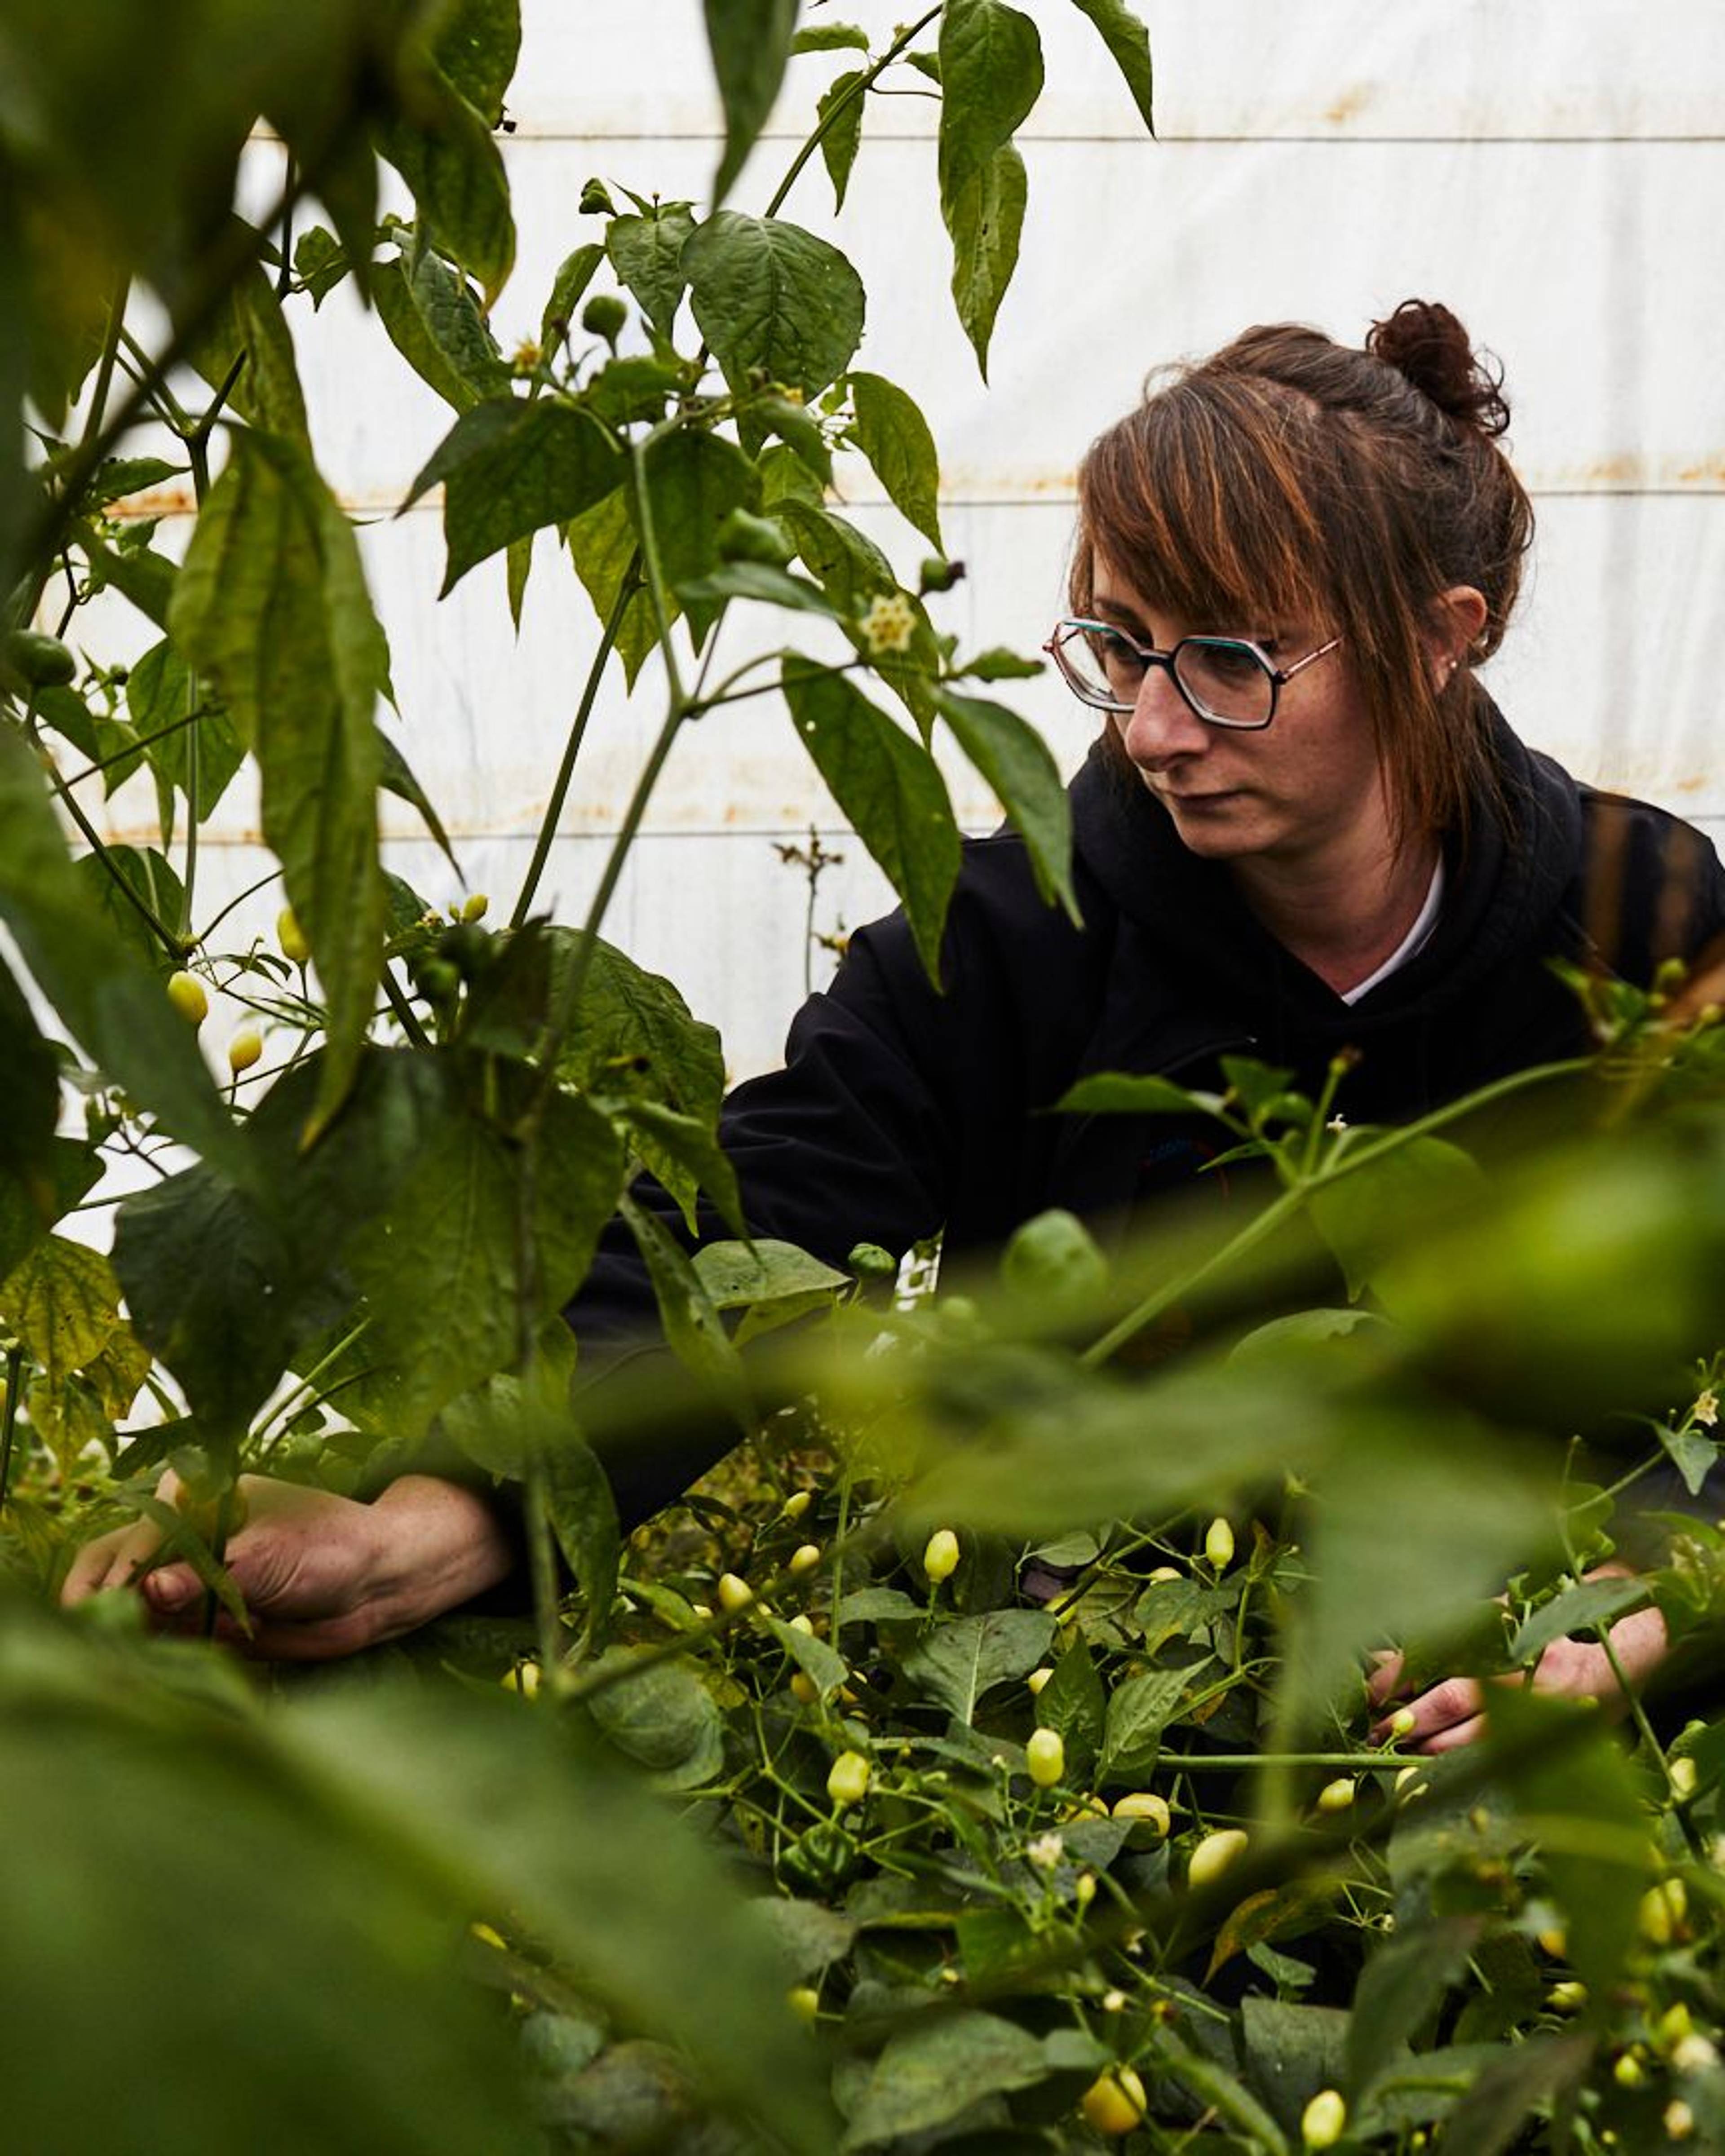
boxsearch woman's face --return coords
[1089,562,1396,880]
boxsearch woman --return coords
[65,302,1723,1739]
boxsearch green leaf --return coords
[816,68,867,211]
[1067,0,1154,133]
[376,64,515,305]
[519,927,729,1130]
[1509,1576,1650,1665]
[631,428,759,643]
[112,1167,293,1445]
[943,142,1026,379]
[435,1327,577,1479]
[791,23,869,53]
[683,212,866,400]
[1434,2033,1591,2156]
[1654,1415,1720,1497]
[704,0,800,205]
[902,1609,1055,1723]
[375,728,458,867]
[1292,1414,1555,1722]
[292,224,350,306]
[695,1238,850,1344]
[1056,1069,1221,1117]
[72,521,176,628]
[565,483,657,685]
[843,2010,1053,2148]
[694,1241,851,1309]
[129,639,245,815]
[430,0,522,125]
[936,0,1039,373]
[1345,1917,1478,2101]
[372,245,510,411]
[582,1648,725,1789]
[848,370,942,549]
[1238,1997,1345,2144]
[675,559,840,620]
[170,431,388,1137]
[73,847,186,977]
[933,684,1076,920]
[781,658,960,985]
[0,1136,97,1287]
[540,241,605,347]
[347,1077,627,1436]
[610,1099,743,1237]
[186,233,309,438]
[1036,1634,1106,1783]
[0,730,238,1170]
[956,646,1043,682]
[0,1232,123,1386]
[540,1423,621,1653]
[405,397,624,594]
[606,202,695,339]
[1309,1137,1485,1303]
[620,1193,748,1415]
[938,0,1044,200]
[1101,1659,1212,1780]
[778,501,893,611]
[764,1614,849,1699]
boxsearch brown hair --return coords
[1071,300,1534,843]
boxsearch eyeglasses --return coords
[1044,618,1343,731]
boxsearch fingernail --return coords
[147,1568,196,1611]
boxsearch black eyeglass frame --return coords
[1043,617,1344,732]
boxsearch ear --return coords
[1426,585,1488,685]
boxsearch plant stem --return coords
[19,154,316,595]
[0,1347,25,1512]
[27,722,186,957]
[62,706,206,787]
[380,967,433,1051]
[762,7,943,221]
[509,555,640,928]
[1081,1055,1590,1368]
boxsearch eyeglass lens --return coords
[1054,623,1274,726]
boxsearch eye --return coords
[1089,625,1147,690]
[1185,639,1263,686]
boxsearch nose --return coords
[1118,658,1210,772]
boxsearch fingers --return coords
[1363,1649,1404,1709]
[1372,1674,1484,1754]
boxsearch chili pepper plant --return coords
[2,3,1725,2150]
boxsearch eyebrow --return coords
[1087,593,1149,633]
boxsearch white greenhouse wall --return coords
[90,0,1725,1082]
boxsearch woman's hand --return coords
[1367,1567,1669,1754]
[60,1471,516,1660]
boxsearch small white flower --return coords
[859,591,917,654]
[1101,1988,1127,2012]
[1693,1388,1719,1428]
[1325,1113,1348,1132]
[1672,2034,1720,2075]
[1026,1831,1065,1871]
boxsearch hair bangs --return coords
[1074,374,1334,635]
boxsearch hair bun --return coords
[1367,299,1511,438]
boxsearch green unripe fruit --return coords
[715,506,795,567]
[2,629,76,690]
[578,177,616,216]
[581,293,628,342]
